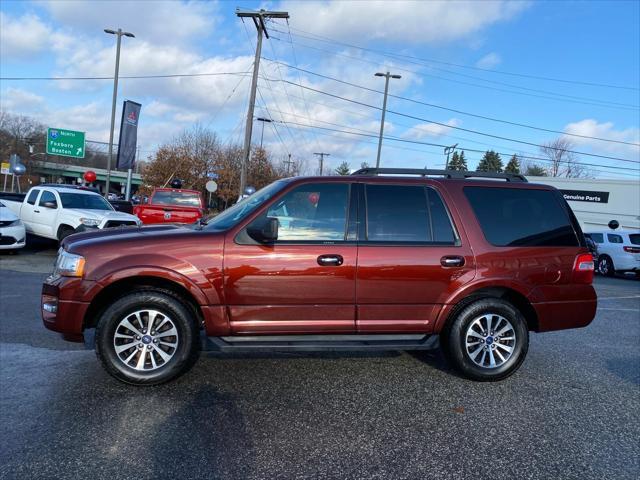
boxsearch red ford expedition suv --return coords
[42,169,596,385]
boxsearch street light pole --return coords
[256,117,272,148]
[374,71,401,169]
[104,28,134,198]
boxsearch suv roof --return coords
[351,168,528,182]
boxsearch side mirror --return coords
[247,217,278,243]
[42,201,57,209]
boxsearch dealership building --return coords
[527,176,640,232]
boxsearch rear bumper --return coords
[531,285,597,332]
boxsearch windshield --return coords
[152,190,201,207]
[59,192,113,211]
[204,180,288,230]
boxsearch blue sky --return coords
[1,0,638,178]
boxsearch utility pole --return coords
[374,71,401,169]
[283,153,294,176]
[104,28,135,198]
[314,152,330,175]
[444,143,458,170]
[256,117,272,148]
[236,8,289,198]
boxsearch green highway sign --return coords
[46,127,86,159]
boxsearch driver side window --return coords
[263,183,350,242]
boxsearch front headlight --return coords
[80,217,101,227]
[54,250,86,277]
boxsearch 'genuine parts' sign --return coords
[561,189,609,204]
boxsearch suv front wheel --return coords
[443,298,529,381]
[95,290,200,385]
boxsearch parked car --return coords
[133,187,204,224]
[0,185,141,242]
[41,168,596,385]
[0,200,26,251]
[585,230,640,276]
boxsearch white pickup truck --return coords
[1,185,141,242]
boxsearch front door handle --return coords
[440,255,465,267]
[317,254,344,266]
[33,210,40,213]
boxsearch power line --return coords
[264,59,640,147]
[270,35,639,111]
[278,25,640,92]
[273,118,640,174]
[0,72,250,81]
[262,75,640,164]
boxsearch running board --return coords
[204,334,438,352]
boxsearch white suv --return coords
[585,230,640,277]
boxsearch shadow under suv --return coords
[42,168,596,385]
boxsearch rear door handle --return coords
[440,255,465,267]
[33,210,40,213]
[317,254,344,266]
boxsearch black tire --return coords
[442,298,529,382]
[598,255,615,277]
[95,289,200,386]
[57,225,75,242]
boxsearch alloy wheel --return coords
[464,314,516,369]
[113,309,179,371]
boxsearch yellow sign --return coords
[0,162,11,175]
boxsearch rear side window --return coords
[464,187,578,247]
[27,189,40,205]
[607,234,623,244]
[589,233,604,244]
[630,234,640,245]
[365,184,456,244]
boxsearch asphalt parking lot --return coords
[1,240,638,480]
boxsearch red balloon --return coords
[84,171,97,183]
[308,192,320,205]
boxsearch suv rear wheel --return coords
[95,290,199,385]
[443,298,529,381]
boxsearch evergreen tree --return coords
[476,150,503,172]
[505,154,521,174]
[458,151,468,170]
[525,164,547,176]
[447,151,468,171]
[334,161,351,175]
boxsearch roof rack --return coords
[350,168,528,182]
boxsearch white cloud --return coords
[476,52,501,69]
[280,0,529,45]
[0,88,46,112]
[563,119,640,157]
[0,12,51,59]
[41,0,220,46]
[402,119,461,140]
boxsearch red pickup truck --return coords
[133,188,204,225]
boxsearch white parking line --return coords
[597,308,639,311]
[598,295,640,300]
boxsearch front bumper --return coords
[42,277,94,342]
[0,225,26,249]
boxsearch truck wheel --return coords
[95,290,199,386]
[598,255,615,277]
[443,298,529,382]
[57,225,75,242]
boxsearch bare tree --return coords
[539,137,591,178]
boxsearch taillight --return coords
[623,246,640,253]
[573,253,594,284]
